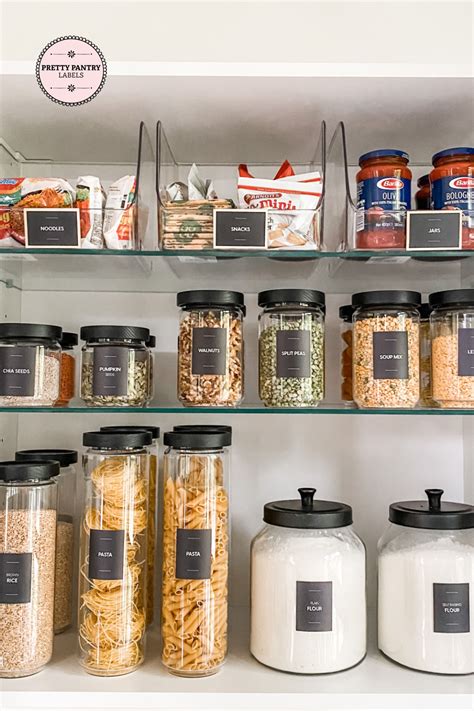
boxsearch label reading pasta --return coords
[276,330,311,378]
[0,347,36,396]
[0,552,32,604]
[191,328,227,376]
[433,583,470,633]
[458,328,474,376]
[296,580,332,632]
[92,347,129,396]
[89,529,125,580]
[373,331,409,379]
[176,528,212,580]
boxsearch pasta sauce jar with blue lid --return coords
[430,147,474,248]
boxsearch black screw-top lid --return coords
[146,335,156,348]
[163,429,231,449]
[80,325,150,342]
[352,290,422,308]
[263,487,353,529]
[16,449,78,468]
[418,303,432,320]
[60,332,78,349]
[173,424,232,436]
[258,289,325,309]
[0,460,60,482]
[83,430,152,449]
[417,174,430,188]
[389,489,474,530]
[339,304,355,322]
[429,289,474,309]
[0,323,62,340]
[177,290,246,316]
[101,425,160,439]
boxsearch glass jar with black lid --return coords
[56,331,78,407]
[339,304,355,404]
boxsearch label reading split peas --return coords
[373,332,409,379]
[276,330,311,378]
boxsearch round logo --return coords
[376,178,404,190]
[36,36,106,106]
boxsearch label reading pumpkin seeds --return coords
[191,327,227,375]
[88,529,125,580]
[276,330,311,378]
[92,347,128,396]
[0,347,36,396]
[296,581,332,632]
[457,328,474,376]
[433,583,470,633]
[0,553,32,604]
[373,331,409,379]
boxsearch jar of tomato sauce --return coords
[430,147,474,249]
[415,175,430,210]
[356,150,411,249]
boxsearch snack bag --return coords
[76,176,105,248]
[103,176,136,249]
[0,178,24,246]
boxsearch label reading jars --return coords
[176,528,212,580]
[373,332,409,379]
[433,583,470,633]
[276,330,311,378]
[191,328,227,376]
[296,581,332,632]
[0,553,32,604]
[88,529,125,580]
[92,347,128,396]
[0,347,36,396]
[458,328,474,376]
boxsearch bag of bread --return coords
[76,176,105,248]
[103,176,136,249]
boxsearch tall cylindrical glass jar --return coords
[339,304,355,404]
[352,290,421,408]
[0,460,59,678]
[79,430,151,676]
[145,334,156,404]
[258,289,325,407]
[177,290,245,407]
[419,304,435,407]
[161,429,231,677]
[56,331,78,407]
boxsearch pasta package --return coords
[103,176,136,249]
[76,176,105,248]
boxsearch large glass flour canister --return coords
[251,488,367,674]
[378,489,473,675]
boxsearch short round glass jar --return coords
[0,460,59,678]
[0,323,62,407]
[419,303,435,408]
[339,304,355,404]
[352,290,421,409]
[251,487,366,674]
[177,290,245,407]
[80,325,151,407]
[56,331,78,407]
[145,334,156,404]
[429,289,474,408]
[258,289,325,407]
[378,489,473,675]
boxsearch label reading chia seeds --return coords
[0,347,36,396]
[191,327,227,375]
[92,346,128,396]
[0,552,32,604]
[276,330,311,378]
[373,331,409,379]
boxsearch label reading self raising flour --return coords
[0,553,32,604]
[458,328,474,376]
[176,529,212,580]
[191,328,227,376]
[296,581,332,632]
[433,583,470,633]
[88,529,125,580]
[373,331,409,379]
[92,347,128,396]
[276,330,311,378]
[0,347,36,396]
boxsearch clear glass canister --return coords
[145,334,156,404]
[430,289,474,408]
[258,289,325,407]
[161,429,231,677]
[352,290,421,408]
[339,304,354,404]
[378,489,473,674]
[56,331,78,407]
[251,488,366,674]
[0,323,62,407]
[15,449,78,634]
[177,290,245,407]
[79,430,151,676]
[0,460,59,677]
[80,325,151,407]
[419,304,435,407]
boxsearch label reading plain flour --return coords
[296,581,332,632]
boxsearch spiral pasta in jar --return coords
[161,429,231,677]
[79,430,151,676]
[177,290,245,407]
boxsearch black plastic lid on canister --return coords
[60,332,78,349]
[173,424,232,435]
[352,291,422,308]
[101,425,160,439]
[0,323,62,341]
[258,289,325,309]
[339,304,355,322]
[163,429,232,449]
[263,488,353,529]
[389,489,474,530]
[418,303,432,320]
[429,289,474,309]
[0,460,60,483]
[15,449,78,468]
[177,290,246,316]
[80,325,150,342]
[83,430,152,449]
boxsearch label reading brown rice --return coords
[457,328,474,377]
[0,347,36,396]
[373,332,409,379]
[0,552,32,604]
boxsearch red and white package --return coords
[238,161,322,248]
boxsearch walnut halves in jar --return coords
[177,290,245,407]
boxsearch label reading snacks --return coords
[191,327,227,376]
[88,529,125,580]
[92,347,128,396]
[0,553,32,604]
[176,528,212,580]
[458,328,474,376]
[373,331,409,379]
[296,581,332,632]
[276,330,311,378]
[433,583,470,633]
[0,347,36,396]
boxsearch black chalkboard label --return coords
[276,330,311,378]
[175,528,212,580]
[0,346,36,396]
[406,211,462,250]
[93,347,129,396]
[191,327,227,375]
[458,328,474,376]
[214,209,267,249]
[373,331,409,379]
[0,552,32,604]
[433,583,470,633]
[296,581,332,632]
[89,529,125,580]
[24,208,81,248]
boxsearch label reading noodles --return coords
[92,347,128,396]
[88,529,125,580]
[0,553,32,604]
[276,330,311,378]
[296,581,332,632]
[373,331,409,379]
[191,327,227,376]
[175,528,212,580]
[0,347,36,396]
[433,583,470,633]
[458,328,474,376]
